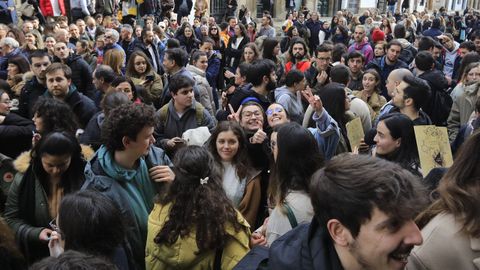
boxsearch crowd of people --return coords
[0,2,480,270]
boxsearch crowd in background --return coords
[0,1,480,269]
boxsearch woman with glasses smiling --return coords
[207,121,261,227]
[4,131,86,264]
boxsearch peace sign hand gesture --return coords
[301,86,323,114]
[227,104,242,122]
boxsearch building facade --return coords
[209,0,479,23]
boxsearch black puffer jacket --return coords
[78,111,104,151]
[0,113,34,158]
[268,219,344,270]
[61,54,95,98]
[18,76,47,119]
[43,86,97,128]
[419,69,451,126]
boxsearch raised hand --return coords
[39,228,53,242]
[149,165,175,183]
[227,104,242,122]
[48,231,64,257]
[316,70,328,85]
[250,120,267,144]
[224,69,235,79]
[301,87,323,114]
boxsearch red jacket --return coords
[39,0,66,17]
[285,60,311,74]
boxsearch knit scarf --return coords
[96,145,155,234]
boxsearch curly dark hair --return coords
[208,121,251,179]
[101,103,156,151]
[33,97,79,135]
[154,146,245,253]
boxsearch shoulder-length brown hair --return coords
[240,42,260,63]
[207,121,252,179]
[416,131,480,238]
[103,49,125,75]
[125,51,153,78]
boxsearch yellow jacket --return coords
[145,203,251,270]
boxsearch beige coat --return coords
[448,82,480,142]
[407,213,480,270]
[352,90,386,123]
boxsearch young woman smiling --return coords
[208,121,261,226]
[353,69,386,123]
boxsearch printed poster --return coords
[414,125,453,176]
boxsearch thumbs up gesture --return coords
[249,120,267,144]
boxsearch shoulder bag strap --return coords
[283,203,298,228]
[214,247,223,270]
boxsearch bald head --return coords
[386,68,413,97]
[55,28,70,43]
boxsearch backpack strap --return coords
[195,102,205,126]
[158,105,169,126]
[283,203,298,228]
[213,247,223,270]
[160,102,205,126]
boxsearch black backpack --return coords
[399,45,417,65]
[431,89,453,126]
[233,203,298,270]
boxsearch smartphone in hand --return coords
[145,75,155,82]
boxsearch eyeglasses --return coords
[266,107,283,116]
[270,140,277,150]
[241,111,262,118]
[49,218,63,237]
[104,35,112,39]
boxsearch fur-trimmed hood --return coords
[13,144,95,174]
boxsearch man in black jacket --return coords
[132,29,161,74]
[269,154,426,270]
[394,24,418,65]
[366,39,408,99]
[415,51,452,126]
[44,63,97,128]
[53,42,95,99]
[227,59,276,112]
[18,50,51,119]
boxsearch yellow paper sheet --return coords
[346,117,364,151]
[414,125,453,176]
